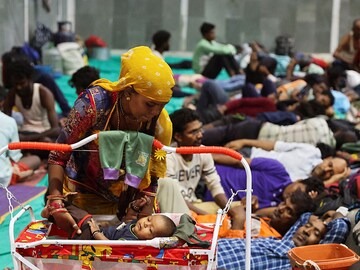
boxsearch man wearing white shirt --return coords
[217,139,350,185]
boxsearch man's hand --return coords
[308,190,319,199]
[241,195,259,213]
[324,167,352,186]
[225,139,246,150]
[228,205,245,230]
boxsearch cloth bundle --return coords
[99,131,154,189]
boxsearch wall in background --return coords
[0,0,360,58]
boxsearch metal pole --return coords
[242,159,252,270]
[66,0,76,30]
[24,0,29,42]
[330,0,341,53]
[180,0,189,51]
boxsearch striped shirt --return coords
[217,213,350,270]
[258,117,336,147]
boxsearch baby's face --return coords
[132,215,168,240]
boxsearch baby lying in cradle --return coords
[42,194,176,240]
[88,212,176,240]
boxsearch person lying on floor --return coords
[216,210,350,270]
[221,188,316,238]
[201,115,356,150]
[204,155,325,210]
[214,139,351,185]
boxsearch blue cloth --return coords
[196,80,229,110]
[217,74,245,92]
[269,53,299,77]
[205,158,292,209]
[102,220,138,240]
[216,213,350,270]
[331,89,351,118]
[242,79,277,98]
[256,111,298,125]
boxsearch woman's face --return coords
[128,91,167,121]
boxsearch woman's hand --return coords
[137,195,153,219]
[41,192,82,236]
[52,207,82,236]
[123,195,151,223]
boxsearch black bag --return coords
[314,173,360,216]
[30,22,54,54]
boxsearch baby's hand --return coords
[308,190,318,199]
[88,218,100,234]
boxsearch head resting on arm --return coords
[292,210,350,247]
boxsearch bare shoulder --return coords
[39,84,56,108]
[39,84,54,99]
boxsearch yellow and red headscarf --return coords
[91,46,175,102]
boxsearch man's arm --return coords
[3,89,16,116]
[225,139,276,151]
[200,39,236,55]
[333,34,353,64]
[286,58,298,81]
[255,207,277,218]
[214,193,245,230]
[186,201,210,215]
[212,153,251,167]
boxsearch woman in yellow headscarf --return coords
[46,46,175,235]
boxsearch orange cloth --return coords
[191,212,282,239]
[10,161,32,185]
[191,212,231,238]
